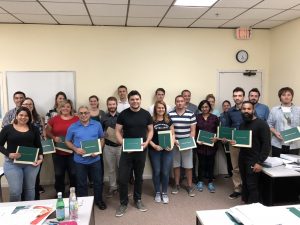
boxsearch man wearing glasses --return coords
[65,106,106,210]
[267,87,300,157]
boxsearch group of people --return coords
[0,85,299,218]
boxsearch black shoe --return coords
[96,201,107,210]
[228,192,241,199]
[38,185,45,194]
[224,174,232,179]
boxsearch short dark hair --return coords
[54,91,67,108]
[106,96,117,104]
[14,106,32,126]
[222,100,231,106]
[233,87,245,96]
[248,88,261,97]
[175,95,184,103]
[205,94,215,101]
[13,91,26,98]
[118,85,127,91]
[181,89,191,95]
[242,100,255,109]
[89,95,99,102]
[278,87,294,99]
[155,88,165,95]
[128,90,141,100]
[198,100,212,112]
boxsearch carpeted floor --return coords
[1,176,242,225]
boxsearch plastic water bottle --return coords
[69,187,78,220]
[56,192,65,221]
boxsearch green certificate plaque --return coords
[217,126,235,140]
[158,130,174,149]
[232,130,252,148]
[178,137,196,151]
[280,127,300,144]
[81,139,102,157]
[123,138,143,152]
[41,139,56,154]
[197,130,216,147]
[55,136,73,153]
[14,146,39,164]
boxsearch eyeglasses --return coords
[79,111,89,115]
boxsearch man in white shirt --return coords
[117,85,130,113]
[148,88,172,116]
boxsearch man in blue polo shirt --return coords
[65,105,106,210]
[248,88,269,121]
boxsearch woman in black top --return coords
[0,107,43,202]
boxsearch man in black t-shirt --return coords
[237,101,271,204]
[115,90,153,217]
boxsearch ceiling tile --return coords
[237,8,283,20]
[92,16,126,25]
[221,19,261,28]
[14,14,57,24]
[0,13,20,23]
[131,0,174,6]
[41,2,87,16]
[270,9,300,21]
[87,4,127,16]
[166,6,208,19]
[254,0,300,9]
[252,20,287,28]
[85,0,128,3]
[0,1,47,14]
[159,18,195,27]
[190,19,228,27]
[0,8,6,13]
[55,15,92,25]
[129,5,168,17]
[214,0,262,8]
[202,7,246,19]
[127,17,161,26]
[292,5,300,9]
[40,0,83,3]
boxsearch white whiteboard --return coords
[6,71,76,117]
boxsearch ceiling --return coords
[0,0,300,29]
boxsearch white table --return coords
[0,167,4,202]
[261,165,300,205]
[0,196,95,225]
[196,204,300,225]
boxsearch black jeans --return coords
[222,143,233,176]
[197,153,215,183]
[239,158,260,204]
[74,159,103,203]
[118,150,147,206]
[52,154,76,196]
[272,145,300,157]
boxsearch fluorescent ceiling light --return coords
[174,0,218,7]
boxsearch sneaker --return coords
[154,192,161,203]
[171,185,180,195]
[135,200,148,212]
[196,181,204,192]
[229,192,241,199]
[116,205,127,217]
[162,193,169,204]
[187,186,196,197]
[208,183,216,193]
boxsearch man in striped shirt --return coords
[168,95,196,197]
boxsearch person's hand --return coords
[221,138,228,143]
[274,131,283,141]
[252,163,262,173]
[8,152,21,160]
[196,141,203,145]
[75,148,86,155]
[33,158,43,167]
[142,142,149,149]
[174,140,179,147]
[165,146,172,151]
[153,145,163,151]
[91,153,98,157]
[53,136,62,143]
[229,140,236,145]
[211,137,218,143]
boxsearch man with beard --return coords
[236,101,271,204]
[248,88,269,121]
[101,96,121,198]
[226,87,245,199]
[115,90,153,217]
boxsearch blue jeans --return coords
[74,159,103,203]
[4,157,40,202]
[149,149,173,193]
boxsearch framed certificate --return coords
[81,139,102,157]
[123,138,143,152]
[14,146,39,164]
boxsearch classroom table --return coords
[261,165,300,206]
[0,196,95,225]
[0,166,4,202]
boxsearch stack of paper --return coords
[263,157,284,168]
[280,154,300,164]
